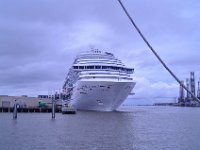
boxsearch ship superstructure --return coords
[63,49,136,111]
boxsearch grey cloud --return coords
[0,0,199,97]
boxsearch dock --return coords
[0,107,62,113]
[0,95,63,113]
[61,106,76,114]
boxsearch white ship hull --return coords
[70,80,136,111]
[63,49,136,112]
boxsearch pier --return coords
[0,95,63,113]
[0,107,62,113]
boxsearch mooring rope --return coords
[117,0,200,102]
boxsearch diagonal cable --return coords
[117,0,200,103]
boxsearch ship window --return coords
[87,66,94,69]
[112,67,119,70]
[95,66,101,69]
[127,69,130,72]
[73,66,78,69]
[102,66,109,69]
[120,67,125,71]
[79,66,84,69]
[105,52,113,56]
[110,66,115,70]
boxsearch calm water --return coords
[0,106,200,150]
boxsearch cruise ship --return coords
[62,49,136,111]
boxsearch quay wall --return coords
[0,95,61,108]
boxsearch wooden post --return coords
[13,100,17,119]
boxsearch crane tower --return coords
[190,72,196,100]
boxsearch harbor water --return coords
[1,106,200,150]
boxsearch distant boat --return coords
[61,103,76,114]
[62,49,136,111]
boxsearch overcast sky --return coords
[0,0,200,99]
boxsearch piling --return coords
[52,99,55,118]
[13,100,18,119]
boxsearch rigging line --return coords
[117,0,200,103]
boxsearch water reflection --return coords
[1,107,200,150]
